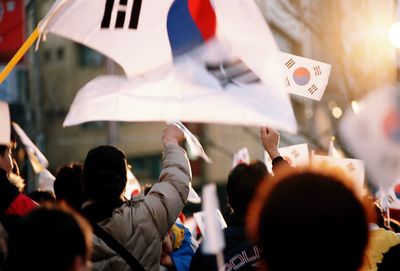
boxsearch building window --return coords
[43,49,52,63]
[77,44,104,67]
[56,47,65,61]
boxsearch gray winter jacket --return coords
[89,144,191,271]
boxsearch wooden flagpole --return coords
[0,28,40,84]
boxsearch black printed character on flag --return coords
[101,0,142,29]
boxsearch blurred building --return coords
[17,0,397,190]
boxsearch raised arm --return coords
[144,125,191,238]
[260,126,289,171]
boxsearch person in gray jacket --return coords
[81,124,191,271]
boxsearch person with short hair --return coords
[54,162,85,211]
[6,203,92,271]
[247,168,370,271]
[190,127,286,271]
[0,143,37,235]
[81,124,191,271]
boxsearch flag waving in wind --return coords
[39,0,173,77]
[38,0,216,77]
[282,52,331,101]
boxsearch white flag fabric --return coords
[12,123,49,173]
[188,182,201,204]
[193,209,227,238]
[63,58,297,133]
[124,168,141,199]
[328,137,343,158]
[264,143,310,172]
[232,147,250,168]
[213,0,287,100]
[281,52,331,101]
[169,121,212,163]
[312,154,365,194]
[200,183,226,254]
[39,0,174,77]
[37,169,56,192]
[339,86,400,189]
[0,102,10,145]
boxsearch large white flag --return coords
[264,143,310,172]
[63,58,297,133]
[39,0,175,77]
[212,0,286,99]
[282,52,331,101]
[0,102,10,145]
[312,154,365,194]
[339,86,400,189]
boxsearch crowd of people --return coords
[0,124,399,271]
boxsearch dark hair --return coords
[0,145,8,157]
[227,161,268,214]
[54,163,85,210]
[7,204,92,271]
[82,146,127,201]
[377,243,400,271]
[27,190,56,205]
[248,169,369,271]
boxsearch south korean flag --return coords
[282,52,331,101]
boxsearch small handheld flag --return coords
[200,183,226,255]
[339,86,400,189]
[168,120,212,163]
[264,143,310,172]
[282,52,331,101]
[312,154,365,194]
[232,147,250,168]
[12,122,49,173]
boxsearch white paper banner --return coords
[312,154,365,193]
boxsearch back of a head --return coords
[377,243,400,271]
[248,168,369,271]
[7,204,92,271]
[54,163,85,210]
[227,161,268,215]
[82,145,127,201]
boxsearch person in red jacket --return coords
[0,144,37,235]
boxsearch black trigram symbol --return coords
[291,149,300,158]
[388,194,394,204]
[101,0,142,29]
[285,58,295,69]
[313,65,321,76]
[206,60,260,88]
[308,84,318,95]
[347,163,356,172]
[285,77,290,87]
